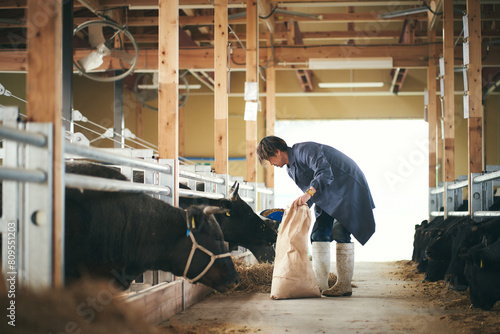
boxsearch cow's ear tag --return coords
[191,216,196,229]
[225,212,231,216]
[186,229,190,237]
[480,259,483,269]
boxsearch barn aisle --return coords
[161,262,459,333]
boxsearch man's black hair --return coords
[257,136,288,164]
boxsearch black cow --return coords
[412,216,448,274]
[68,162,278,262]
[463,260,500,310]
[65,163,239,292]
[437,214,500,292]
[461,227,500,310]
[179,183,278,263]
[412,202,469,282]
[424,216,473,285]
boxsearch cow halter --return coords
[183,214,232,284]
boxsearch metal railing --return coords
[429,167,500,220]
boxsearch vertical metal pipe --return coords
[114,70,124,148]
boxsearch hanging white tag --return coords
[462,67,468,92]
[439,57,445,77]
[463,42,469,65]
[463,14,469,39]
[244,101,258,121]
[244,81,258,101]
[463,94,469,119]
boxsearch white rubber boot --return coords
[322,242,354,297]
[311,242,330,291]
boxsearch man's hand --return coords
[292,192,312,210]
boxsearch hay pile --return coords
[230,258,275,293]
[224,258,338,294]
[0,279,163,334]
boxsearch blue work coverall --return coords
[286,142,376,245]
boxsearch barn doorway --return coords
[274,119,429,262]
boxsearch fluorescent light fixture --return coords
[309,57,393,70]
[379,6,428,19]
[318,82,384,88]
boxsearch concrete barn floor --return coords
[161,262,459,334]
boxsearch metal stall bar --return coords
[257,185,274,212]
[66,143,172,175]
[429,186,444,217]
[179,169,225,185]
[0,167,47,183]
[0,125,47,147]
[0,120,55,289]
[1,108,23,285]
[235,181,256,207]
[179,189,225,200]
[65,174,171,195]
[447,179,468,217]
[472,170,500,218]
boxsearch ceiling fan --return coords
[73,20,139,82]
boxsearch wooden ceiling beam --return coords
[124,29,500,44]
[3,42,500,72]
[0,0,430,9]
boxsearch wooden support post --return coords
[466,0,483,214]
[26,0,63,288]
[136,101,143,148]
[442,0,455,216]
[265,32,275,188]
[427,1,438,188]
[246,0,258,183]
[179,106,186,157]
[158,0,179,205]
[214,0,228,175]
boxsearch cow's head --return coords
[173,205,239,293]
[445,219,481,290]
[213,182,278,262]
[463,256,500,310]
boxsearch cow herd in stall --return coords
[412,199,500,310]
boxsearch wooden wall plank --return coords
[26,0,63,288]
[265,32,275,188]
[442,0,455,186]
[158,0,179,204]
[214,0,228,175]
[467,0,483,214]
[179,106,186,156]
[427,1,438,188]
[127,280,183,325]
[246,0,258,183]
[136,102,144,148]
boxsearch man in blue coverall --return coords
[257,136,376,297]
